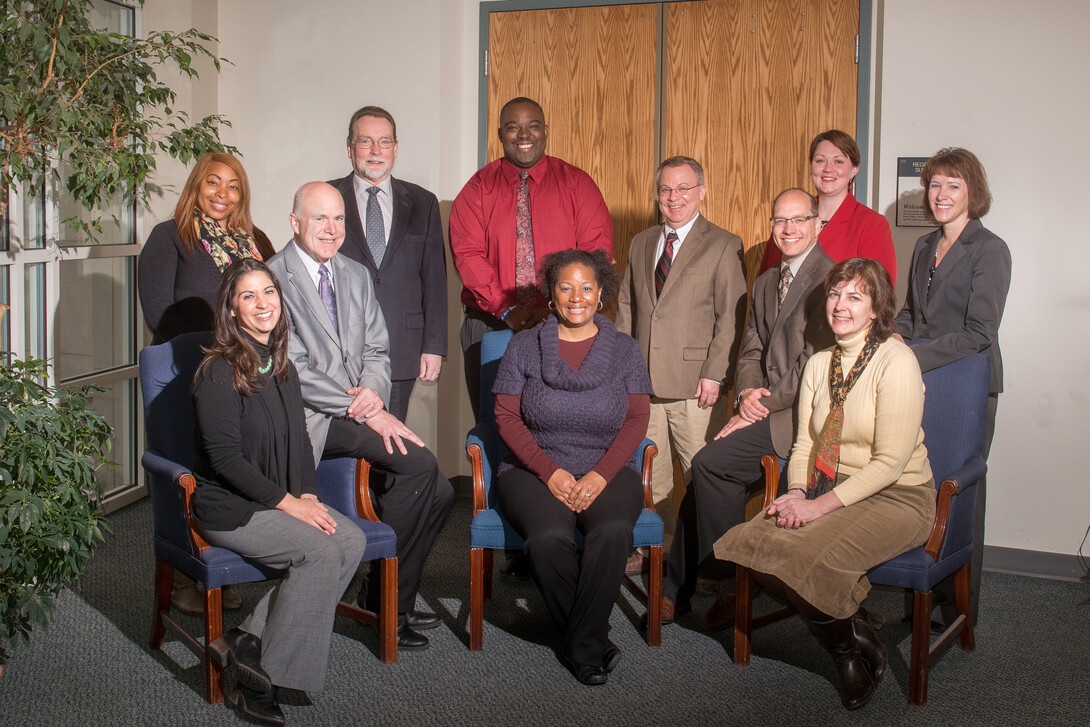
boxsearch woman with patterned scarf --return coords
[138,152,274,345]
[714,258,936,711]
[137,151,275,615]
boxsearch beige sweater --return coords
[788,329,933,507]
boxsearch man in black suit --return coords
[329,105,447,421]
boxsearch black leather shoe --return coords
[222,628,271,692]
[397,615,430,651]
[228,684,284,726]
[560,654,607,686]
[405,609,441,630]
[500,552,532,580]
[602,641,621,674]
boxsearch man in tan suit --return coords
[616,156,746,564]
[649,187,835,627]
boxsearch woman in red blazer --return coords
[759,130,896,285]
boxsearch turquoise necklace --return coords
[258,355,272,374]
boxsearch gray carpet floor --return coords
[1,497,1088,726]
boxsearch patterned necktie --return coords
[514,171,536,308]
[365,186,386,267]
[318,264,338,333]
[655,231,678,296]
[778,264,794,307]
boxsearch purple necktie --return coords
[318,264,338,332]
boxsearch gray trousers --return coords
[203,506,366,693]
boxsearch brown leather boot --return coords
[852,607,888,682]
[704,587,736,631]
[802,613,876,710]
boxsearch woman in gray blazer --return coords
[894,147,1011,625]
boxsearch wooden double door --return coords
[486,0,860,281]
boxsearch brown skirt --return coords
[713,483,936,619]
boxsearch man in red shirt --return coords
[450,97,614,421]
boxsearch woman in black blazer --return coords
[894,147,1011,625]
[138,152,274,614]
[138,152,274,345]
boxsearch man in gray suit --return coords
[329,106,446,421]
[268,182,453,651]
[648,188,835,627]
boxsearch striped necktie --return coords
[655,231,678,296]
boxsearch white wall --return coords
[142,0,1089,558]
[874,0,1090,556]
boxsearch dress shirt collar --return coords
[500,155,551,185]
[290,239,334,291]
[783,240,816,278]
[352,172,393,201]
[664,213,701,245]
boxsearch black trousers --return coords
[664,416,775,607]
[387,378,416,423]
[496,465,642,666]
[459,310,508,423]
[323,417,454,613]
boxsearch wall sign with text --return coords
[896,157,934,227]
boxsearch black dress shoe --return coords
[405,609,441,630]
[560,654,607,686]
[222,628,271,692]
[228,684,284,726]
[500,552,533,580]
[602,641,621,674]
[397,616,430,651]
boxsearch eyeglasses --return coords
[657,184,701,198]
[770,215,819,227]
[350,137,396,150]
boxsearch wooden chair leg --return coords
[733,565,755,666]
[203,585,225,705]
[954,563,975,651]
[379,557,398,664]
[470,548,485,651]
[646,544,662,647]
[482,549,494,601]
[909,589,932,706]
[150,559,172,648]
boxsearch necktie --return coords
[318,264,338,332]
[778,264,794,307]
[514,171,536,308]
[366,186,386,267]
[655,231,678,296]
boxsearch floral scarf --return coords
[194,209,262,272]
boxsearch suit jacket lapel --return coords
[642,227,660,302]
[385,178,411,263]
[285,245,339,345]
[657,217,703,301]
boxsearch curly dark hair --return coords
[824,257,897,343]
[537,248,619,305]
[196,258,291,395]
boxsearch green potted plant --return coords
[0,331,114,670]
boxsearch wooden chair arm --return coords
[923,478,960,562]
[641,444,659,510]
[176,471,213,555]
[467,442,488,516]
[760,455,780,509]
[352,458,382,522]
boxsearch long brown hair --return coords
[175,152,270,258]
[196,259,290,395]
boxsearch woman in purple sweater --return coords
[493,249,653,685]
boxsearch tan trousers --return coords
[645,396,727,552]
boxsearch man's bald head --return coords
[289,182,346,264]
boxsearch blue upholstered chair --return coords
[141,333,398,705]
[464,328,664,650]
[732,351,990,706]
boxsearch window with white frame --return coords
[2,0,142,508]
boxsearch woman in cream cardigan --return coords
[715,258,935,710]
